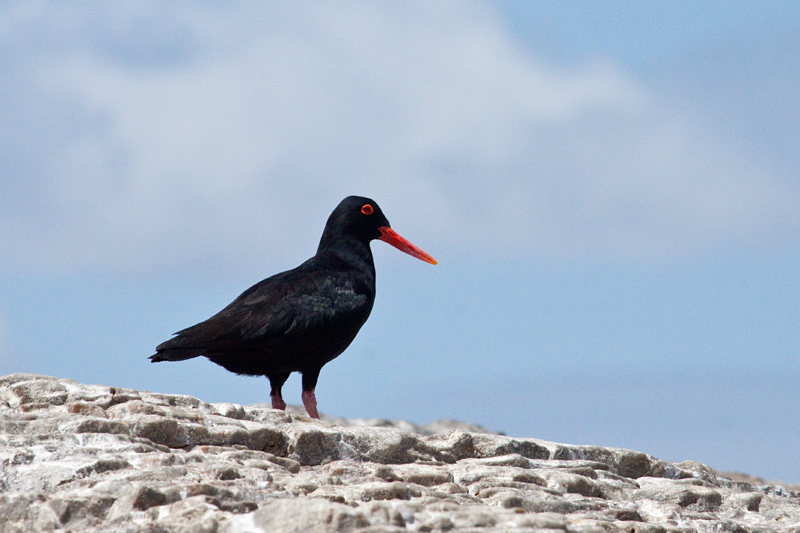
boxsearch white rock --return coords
[1,373,798,532]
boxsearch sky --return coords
[1,1,799,483]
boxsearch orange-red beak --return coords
[378,227,437,265]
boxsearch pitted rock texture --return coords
[1,374,798,532]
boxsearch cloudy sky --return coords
[2,1,799,482]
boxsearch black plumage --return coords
[150,196,436,418]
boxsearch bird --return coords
[150,196,437,419]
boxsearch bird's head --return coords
[320,196,437,265]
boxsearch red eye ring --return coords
[361,204,374,215]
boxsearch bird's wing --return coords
[238,272,370,341]
[164,268,370,350]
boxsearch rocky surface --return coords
[1,374,798,532]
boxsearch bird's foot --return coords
[301,389,320,419]
[271,394,286,411]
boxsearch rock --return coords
[249,499,370,532]
[1,373,799,532]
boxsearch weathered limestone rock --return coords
[1,373,798,532]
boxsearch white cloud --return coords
[1,1,797,274]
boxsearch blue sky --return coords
[2,2,799,482]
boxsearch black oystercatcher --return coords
[150,196,436,418]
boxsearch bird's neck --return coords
[316,236,376,277]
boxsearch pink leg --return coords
[271,393,286,411]
[301,389,320,419]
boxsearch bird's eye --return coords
[361,204,374,215]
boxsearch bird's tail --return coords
[149,349,203,363]
[149,335,204,362]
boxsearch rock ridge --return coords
[1,373,798,532]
